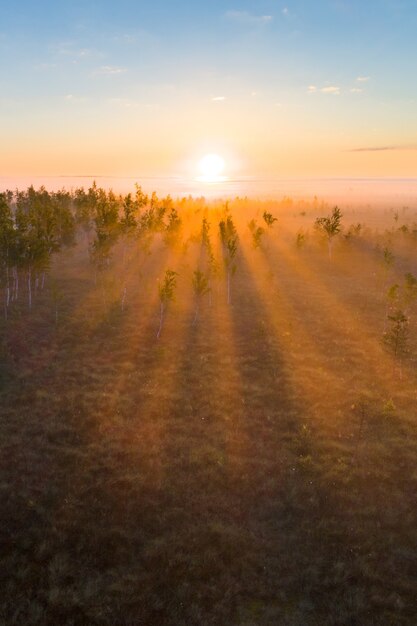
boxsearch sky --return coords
[1,0,417,182]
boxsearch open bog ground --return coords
[1,191,417,625]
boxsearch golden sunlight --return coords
[197,153,227,183]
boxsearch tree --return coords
[192,269,210,324]
[248,219,265,249]
[164,208,182,248]
[201,218,219,306]
[315,206,343,259]
[382,309,409,379]
[263,211,277,228]
[0,194,15,317]
[219,216,238,305]
[157,269,178,339]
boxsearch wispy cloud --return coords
[282,7,290,17]
[357,76,370,82]
[349,144,417,152]
[108,97,140,108]
[308,85,340,95]
[211,96,226,101]
[94,65,127,75]
[51,42,95,58]
[321,86,340,95]
[350,87,363,93]
[64,94,88,103]
[225,10,273,25]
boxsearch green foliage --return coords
[315,206,343,258]
[91,188,120,270]
[404,272,417,307]
[120,193,137,234]
[382,309,409,361]
[164,208,182,247]
[315,206,343,238]
[382,246,394,269]
[159,269,178,305]
[344,223,363,242]
[219,216,238,303]
[386,274,417,315]
[262,211,278,228]
[192,270,210,298]
[248,219,265,248]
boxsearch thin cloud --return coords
[95,65,127,75]
[308,84,341,95]
[282,7,290,17]
[211,96,226,101]
[108,97,140,108]
[349,145,417,152]
[225,11,273,25]
[350,87,363,93]
[357,76,370,82]
[321,86,340,95]
[64,94,88,103]
[51,42,94,58]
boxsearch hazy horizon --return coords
[1,175,417,206]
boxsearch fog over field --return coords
[2,176,417,205]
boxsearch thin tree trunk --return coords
[6,268,10,308]
[193,301,199,325]
[15,268,19,301]
[100,273,107,309]
[156,302,164,339]
[28,268,32,310]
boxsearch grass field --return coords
[1,195,417,625]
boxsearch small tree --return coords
[382,309,409,379]
[157,269,178,339]
[219,216,238,305]
[164,208,182,248]
[192,269,210,324]
[315,206,342,259]
[248,219,265,249]
[295,230,306,249]
[403,272,417,311]
[263,211,277,228]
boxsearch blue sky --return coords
[1,1,416,178]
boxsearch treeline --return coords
[0,183,189,318]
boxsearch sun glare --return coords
[197,153,227,183]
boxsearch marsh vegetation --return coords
[1,185,417,625]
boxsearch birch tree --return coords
[157,269,178,339]
[219,216,238,305]
[315,206,343,259]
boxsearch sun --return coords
[197,153,227,183]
